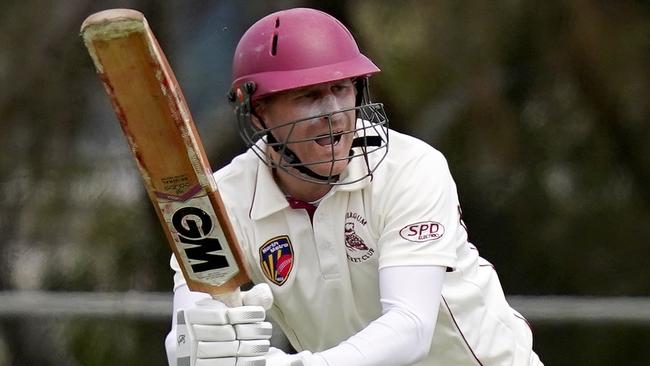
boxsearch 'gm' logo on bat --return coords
[400,221,445,242]
[172,206,229,272]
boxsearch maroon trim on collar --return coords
[249,168,259,220]
[286,197,317,222]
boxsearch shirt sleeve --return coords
[317,265,445,366]
[376,148,461,270]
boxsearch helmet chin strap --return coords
[266,131,383,183]
[265,131,339,182]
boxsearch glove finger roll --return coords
[195,357,236,366]
[193,324,236,341]
[237,339,270,357]
[196,340,239,358]
[234,322,273,340]
[187,308,229,325]
[235,356,266,366]
[227,306,265,324]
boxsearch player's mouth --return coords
[314,131,343,146]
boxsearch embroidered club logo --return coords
[260,235,294,286]
[344,212,375,263]
[345,223,368,251]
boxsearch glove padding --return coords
[177,285,274,366]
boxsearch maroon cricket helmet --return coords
[228,8,389,185]
[231,8,380,99]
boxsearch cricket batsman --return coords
[165,7,543,366]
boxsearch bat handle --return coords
[213,288,243,307]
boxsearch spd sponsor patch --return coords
[259,235,294,286]
[399,221,445,242]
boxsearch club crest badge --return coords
[344,212,375,263]
[259,235,294,286]
[345,223,368,251]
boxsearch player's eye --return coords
[294,91,316,101]
[332,82,352,94]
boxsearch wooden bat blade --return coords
[81,9,249,299]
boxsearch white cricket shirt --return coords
[172,128,541,365]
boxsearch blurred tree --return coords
[0,0,179,364]
[349,0,649,296]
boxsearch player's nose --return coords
[319,93,341,114]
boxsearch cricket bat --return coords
[80,9,249,306]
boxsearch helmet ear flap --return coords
[229,82,258,122]
[227,81,257,103]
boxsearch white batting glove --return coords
[176,285,274,366]
[240,283,274,311]
[265,350,328,366]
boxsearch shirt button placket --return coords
[313,201,340,279]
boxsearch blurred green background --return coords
[0,0,648,365]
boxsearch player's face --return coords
[258,79,357,178]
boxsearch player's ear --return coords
[251,116,263,130]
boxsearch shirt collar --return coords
[335,149,372,192]
[248,142,371,221]
[249,157,290,221]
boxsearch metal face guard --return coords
[238,104,389,185]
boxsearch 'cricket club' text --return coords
[347,248,375,263]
